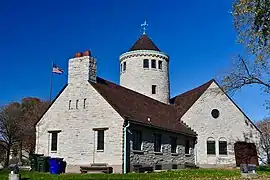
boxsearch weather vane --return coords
[141,20,148,35]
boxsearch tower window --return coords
[143,59,149,68]
[158,60,162,70]
[120,63,122,72]
[123,62,126,71]
[151,60,156,68]
[152,85,157,94]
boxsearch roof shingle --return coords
[129,35,160,52]
[90,77,196,136]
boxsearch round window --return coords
[211,109,220,119]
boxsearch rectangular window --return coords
[83,98,86,109]
[207,141,216,155]
[219,141,227,155]
[185,140,190,154]
[170,137,177,153]
[151,59,156,68]
[158,60,162,70]
[68,100,71,110]
[97,130,104,150]
[123,62,126,71]
[76,99,79,109]
[154,134,162,152]
[143,59,149,68]
[51,132,58,151]
[120,64,122,72]
[132,130,142,150]
[152,85,156,94]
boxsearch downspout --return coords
[123,121,130,174]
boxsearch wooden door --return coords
[234,142,259,166]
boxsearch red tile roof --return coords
[90,77,196,136]
[129,35,160,52]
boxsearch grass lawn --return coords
[0,169,270,180]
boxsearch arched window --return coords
[219,137,227,155]
[207,137,215,155]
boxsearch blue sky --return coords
[0,0,268,121]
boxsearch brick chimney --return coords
[68,50,97,85]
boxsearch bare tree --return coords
[0,98,50,167]
[221,0,270,99]
[257,118,270,165]
[0,103,23,167]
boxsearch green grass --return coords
[0,169,270,180]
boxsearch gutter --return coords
[123,121,130,174]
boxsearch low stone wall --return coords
[127,124,195,172]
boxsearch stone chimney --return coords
[68,50,97,85]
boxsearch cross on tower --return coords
[141,20,148,35]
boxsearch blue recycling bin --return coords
[49,158,63,174]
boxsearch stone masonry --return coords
[36,56,124,173]
[181,81,261,167]
[120,50,170,104]
[127,124,195,172]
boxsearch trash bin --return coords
[37,156,50,172]
[29,154,43,171]
[60,161,67,173]
[49,158,63,174]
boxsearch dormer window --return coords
[143,59,149,68]
[151,60,156,68]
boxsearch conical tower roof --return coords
[129,34,160,52]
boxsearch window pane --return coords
[123,62,126,71]
[51,132,58,151]
[83,98,86,109]
[185,140,190,154]
[69,100,71,110]
[143,59,149,68]
[152,85,156,94]
[132,130,142,150]
[151,60,156,68]
[154,134,161,152]
[97,130,104,150]
[170,137,177,153]
[158,61,162,70]
[219,141,227,155]
[207,141,215,155]
[76,100,79,109]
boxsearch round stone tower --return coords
[120,34,170,104]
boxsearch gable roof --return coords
[129,35,160,52]
[170,79,261,133]
[90,77,196,136]
[170,79,214,119]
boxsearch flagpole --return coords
[49,61,53,102]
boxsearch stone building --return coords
[35,33,261,173]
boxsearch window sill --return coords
[185,154,191,157]
[132,150,144,154]
[171,153,179,156]
[207,154,216,156]
[97,150,104,152]
[51,151,57,153]
[154,152,163,155]
[219,154,228,156]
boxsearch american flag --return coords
[52,63,64,74]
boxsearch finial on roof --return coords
[141,20,148,35]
